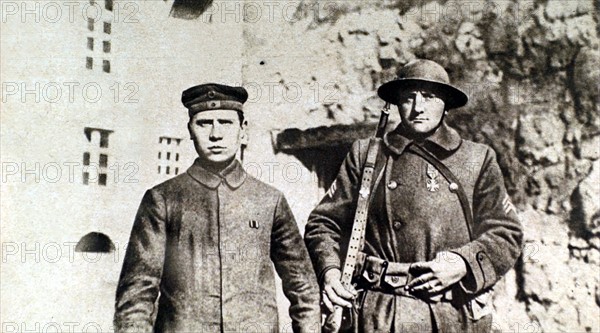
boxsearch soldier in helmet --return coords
[115,83,321,333]
[305,60,523,332]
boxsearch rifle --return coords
[323,102,390,333]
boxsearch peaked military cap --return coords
[182,83,249,117]
[378,59,468,109]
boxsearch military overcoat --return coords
[115,159,321,333]
[305,123,523,333]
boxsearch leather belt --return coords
[355,253,452,301]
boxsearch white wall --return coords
[1,0,248,330]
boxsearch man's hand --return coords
[406,251,468,294]
[321,268,358,312]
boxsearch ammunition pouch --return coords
[354,253,456,302]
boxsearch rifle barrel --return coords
[375,103,390,138]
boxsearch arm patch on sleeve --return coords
[502,194,517,215]
[326,180,337,198]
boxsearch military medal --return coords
[426,163,440,192]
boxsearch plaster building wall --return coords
[1,0,245,329]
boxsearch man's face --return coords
[397,88,446,135]
[188,110,246,167]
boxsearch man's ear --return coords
[187,122,195,140]
[240,119,249,145]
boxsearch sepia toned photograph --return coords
[1,0,598,332]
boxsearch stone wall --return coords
[244,0,599,331]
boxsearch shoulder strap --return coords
[407,144,474,241]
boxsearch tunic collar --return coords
[383,122,462,156]
[187,158,246,189]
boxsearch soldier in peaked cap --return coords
[115,83,321,333]
[305,60,523,332]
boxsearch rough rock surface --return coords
[243,0,599,331]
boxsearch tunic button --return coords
[387,181,398,190]
[391,276,399,283]
[393,221,402,230]
[449,182,459,192]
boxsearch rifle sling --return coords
[340,138,382,287]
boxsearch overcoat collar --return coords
[383,122,462,156]
[187,158,246,189]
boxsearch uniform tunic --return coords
[115,159,321,333]
[305,123,523,333]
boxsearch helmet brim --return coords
[378,78,468,110]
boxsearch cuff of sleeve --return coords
[319,265,340,287]
[317,252,341,286]
[450,244,496,294]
